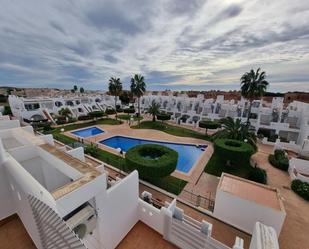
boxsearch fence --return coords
[181,189,215,212]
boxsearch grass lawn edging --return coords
[132,121,211,141]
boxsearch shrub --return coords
[124,107,135,114]
[156,113,171,122]
[105,109,116,115]
[3,106,12,115]
[125,144,178,178]
[214,138,254,165]
[268,150,289,171]
[78,115,92,121]
[85,144,99,157]
[249,167,267,184]
[199,120,221,134]
[291,180,309,201]
[89,111,104,118]
[56,116,67,125]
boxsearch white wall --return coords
[95,171,139,249]
[0,164,15,220]
[249,222,279,249]
[7,168,44,249]
[214,189,286,235]
[138,199,166,234]
[66,147,85,162]
[0,120,20,130]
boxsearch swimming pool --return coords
[71,127,104,138]
[99,136,207,173]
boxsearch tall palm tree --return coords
[240,68,269,125]
[108,77,122,120]
[148,100,160,122]
[130,74,146,124]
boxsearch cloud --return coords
[0,0,308,92]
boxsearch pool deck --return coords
[65,122,213,184]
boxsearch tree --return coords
[147,100,160,122]
[130,74,146,125]
[73,85,78,92]
[108,77,122,120]
[214,117,257,149]
[199,120,220,135]
[58,107,71,118]
[119,91,130,105]
[80,87,85,93]
[240,68,269,124]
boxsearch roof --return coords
[218,173,285,212]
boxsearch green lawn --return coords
[132,121,211,141]
[118,114,143,121]
[44,119,187,195]
[204,152,252,178]
[51,118,122,133]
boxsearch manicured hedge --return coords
[124,107,135,114]
[214,138,254,165]
[78,115,92,121]
[156,113,171,122]
[199,120,220,134]
[268,150,289,171]
[249,167,267,184]
[291,179,309,201]
[105,109,116,115]
[125,144,178,178]
[89,111,105,118]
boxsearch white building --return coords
[0,117,282,249]
[138,93,309,148]
[8,94,118,122]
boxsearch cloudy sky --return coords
[1,0,309,92]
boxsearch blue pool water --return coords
[99,136,206,173]
[71,127,104,138]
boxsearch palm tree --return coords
[240,68,269,124]
[148,100,160,122]
[130,74,146,124]
[214,117,257,149]
[108,77,122,120]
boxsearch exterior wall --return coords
[138,198,166,234]
[0,119,20,129]
[249,222,279,249]
[95,171,140,249]
[213,189,286,235]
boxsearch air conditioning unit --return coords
[66,204,97,239]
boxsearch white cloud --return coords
[0,0,308,91]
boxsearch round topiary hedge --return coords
[214,138,254,165]
[125,144,178,178]
[156,113,171,122]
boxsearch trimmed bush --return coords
[125,144,178,178]
[124,107,135,114]
[249,167,267,184]
[78,115,92,121]
[291,179,309,201]
[3,106,12,115]
[214,138,254,165]
[268,150,289,171]
[85,144,99,157]
[89,111,105,118]
[199,120,221,134]
[105,109,116,115]
[156,113,171,122]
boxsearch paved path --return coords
[252,143,309,249]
